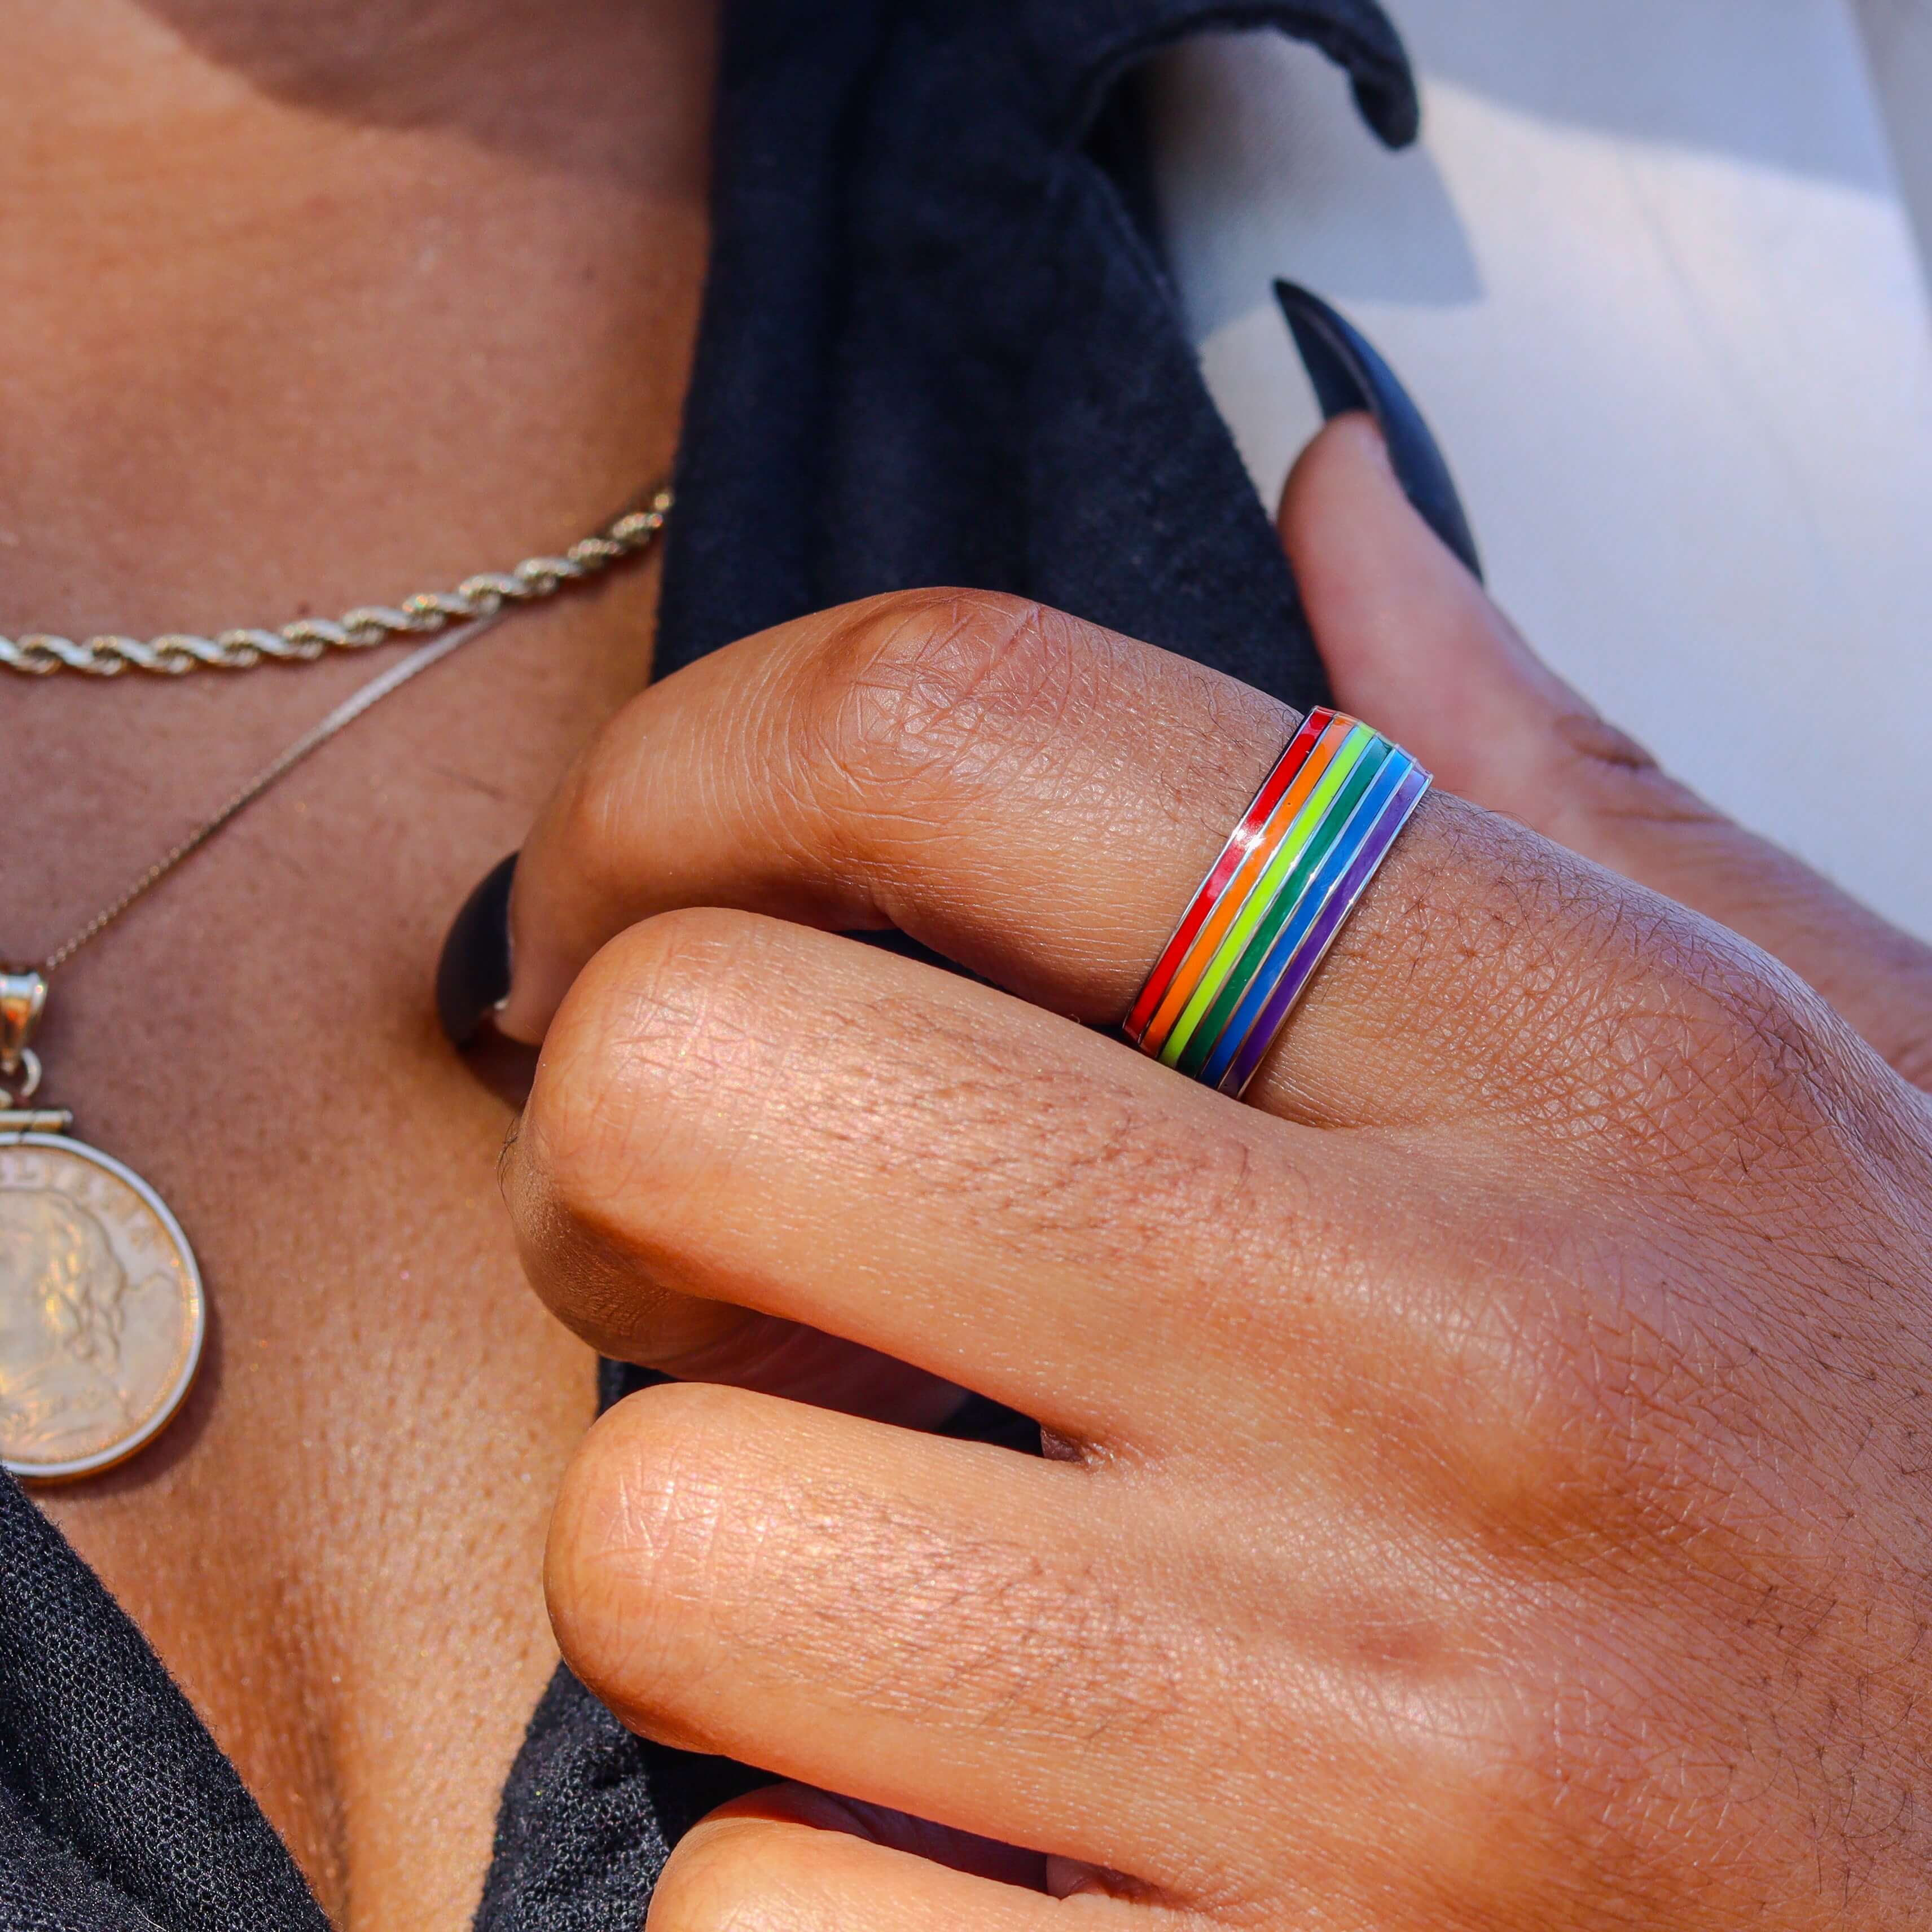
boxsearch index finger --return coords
[495,587,1808,1141]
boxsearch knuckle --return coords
[770,590,1290,957]
[1582,913,1848,1176]
[546,1382,759,1728]
[548,703,657,901]
[510,908,781,1345]
[533,906,770,1156]
[793,588,1122,820]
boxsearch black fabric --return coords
[0,1,1416,1926]
[0,1476,324,1931]
[655,0,1415,702]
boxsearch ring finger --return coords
[491,588,1679,1145]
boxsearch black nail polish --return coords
[437,852,518,1047]
[1274,279,1484,583]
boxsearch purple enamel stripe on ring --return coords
[1218,763,1432,1098]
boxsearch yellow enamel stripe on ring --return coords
[1138,714,1351,1056]
[1158,722,1374,1068]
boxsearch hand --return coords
[493,415,1932,1927]
[1279,419,1932,1092]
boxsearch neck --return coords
[0,0,715,968]
[28,0,708,134]
[0,0,714,639]
[1,11,717,1922]
[0,0,716,168]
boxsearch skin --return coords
[8,6,1932,1924]
[0,3,715,1925]
[495,418,1932,1927]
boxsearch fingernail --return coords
[437,852,518,1048]
[1274,279,1484,582]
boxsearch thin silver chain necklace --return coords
[0,484,670,1481]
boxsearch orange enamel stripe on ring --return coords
[1124,709,1331,1043]
[1139,714,1355,1057]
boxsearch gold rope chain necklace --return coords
[0,484,670,1483]
[0,487,671,678]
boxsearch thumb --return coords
[1279,410,1932,1091]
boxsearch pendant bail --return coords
[0,969,47,1103]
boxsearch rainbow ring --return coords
[1127,710,1429,1099]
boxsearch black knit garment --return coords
[0,2,1416,1925]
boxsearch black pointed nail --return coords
[437,852,519,1048]
[1274,279,1483,583]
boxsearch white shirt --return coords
[1152,0,1932,940]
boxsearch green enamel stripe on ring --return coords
[1157,725,1372,1069]
[1158,724,1376,1069]
[1174,734,1395,1079]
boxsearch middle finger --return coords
[505,905,1517,1447]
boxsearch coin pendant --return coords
[0,1133,204,1481]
